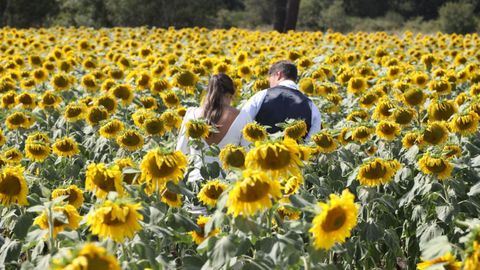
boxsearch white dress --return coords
[176,107,252,182]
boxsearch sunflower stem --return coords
[47,203,57,254]
[303,255,310,270]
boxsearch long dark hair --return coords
[202,73,235,126]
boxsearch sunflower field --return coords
[0,27,480,270]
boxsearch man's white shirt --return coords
[241,80,321,141]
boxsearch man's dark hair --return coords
[268,60,298,81]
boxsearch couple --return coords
[176,60,321,181]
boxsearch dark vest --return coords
[255,85,312,134]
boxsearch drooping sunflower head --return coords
[418,152,453,180]
[449,111,479,136]
[96,94,117,114]
[51,185,84,209]
[16,92,37,109]
[219,144,246,170]
[245,138,303,180]
[283,120,308,141]
[242,122,268,143]
[282,175,304,196]
[99,119,125,139]
[351,126,375,144]
[402,131,421,149]
[39,91,62,110]
[227,169,281,217]
[312,132,337,153]
[52,137,79,158]
[190,215,220,245]
[346,110,369,122]
[357,158,401,186]
[309,189,359,250]
[420,121,449,146]
[33,204,81,237]
[85,163,123,198]
[402,88,426,107]
[159,185,183,208]
[428,99,457,122]
[4,148,23,164]
[393,108,416,126]
[299,78,316,96]
[5,111,35,130]
[429,79,452,96]
[86,106,108,126]
[0,165,28,206]
[63,103,87,122]
[376,121,401,141]
[52,243,121,270]
[111,84,134,105]
[347,76,368,95]
[186,119,210,139]
[25,142,50,162]
[174,69,198,88]
[443,144,462,159]
[198,179,228,207]
[81,74,98,92]
[139,96,158,110]
[143,117,164,136]
[87,200,143,242]
[51,73,73,91]
[373,98,396,120]
[160,111,182,131]
[140,149,187,192]
[116,129,144,151]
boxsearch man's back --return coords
[255,86,312,134]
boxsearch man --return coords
[242,60,321,140]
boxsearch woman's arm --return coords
[175,108,191,155]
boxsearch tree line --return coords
[1,0,480,33]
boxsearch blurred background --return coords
[1,0,480,33]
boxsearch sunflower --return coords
[25,142,50,162]
[346,110,369,122]
[253,78,270,92]
[418,153,453,180]
[393,108,416,126]
[161,91,180,108]
[347,77,368,95]
[359,92,378,109]
[443,144,462,159]
[1,91,17,109]
[5,111,35,130]
[174,69,198,89]
[357,158,401,186]
[284,120,308,141]
[0,130,6,146]
[246,139,303,180]
[99,119,125,139]
[219,144,246,170]
[51,73,72,91]
[111,84,134,105]
[428,99,457,122]
[52,137,79,158]
[417,253,461,270]
[140,96,158,110]
[282,175,304,196]
[159,185,183,207]
[87,200,143,242]
[186,119,210,139]
[449,111,479,136]
[39,91,62,110]
[33,204,81,237]
[0,166,28,206]
[411,72,429,87]
[143,117,164,136]
[402,131,420,149]
[402,88,426,107]
[420,121,449,146]
[52,243,121,270]
[160,111,182,131]
[86,106,108,126]
[81,74,98,92]
[351,126,374,144]
[96,94,117,114]
[4,148,23,164]
[116,130,144,151]
[190,215,220,245]
[373,98,396,120]
[63,103,86,122]
[51,185,84,208]
[132,109,156,128]
[151,79,170,94]
[429,79,452,96]
[312,132,337,153]
[16,92,37,109]
[85,163,124,198]
[376,121,401,141]
[135,72,152,90]
[226,169,281,217]
[198,179,228,207]
[299,78,316,96]
[309,189,359,250]
[115,158,138,185]
[242,122,267,143]
[140,149,187,192]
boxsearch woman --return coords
[176,73,252,182]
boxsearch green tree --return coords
[438,1,478,33]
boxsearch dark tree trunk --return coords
[273,0,287,32]
[284,0,300,31]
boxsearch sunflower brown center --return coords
[256,147,291,170]
[103,207,129,226]
[426,159,447,173]
[121,133,141,146]
[225,150,245,168]
[204,185,224,200]
[322,206,346,232]
[56,140,75,152]
[422,125,446,145]
[147,156,177,178]
[0,173,21,195]
[363,161,387,179]
[92,170,116,191]
[238,179,270,202]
